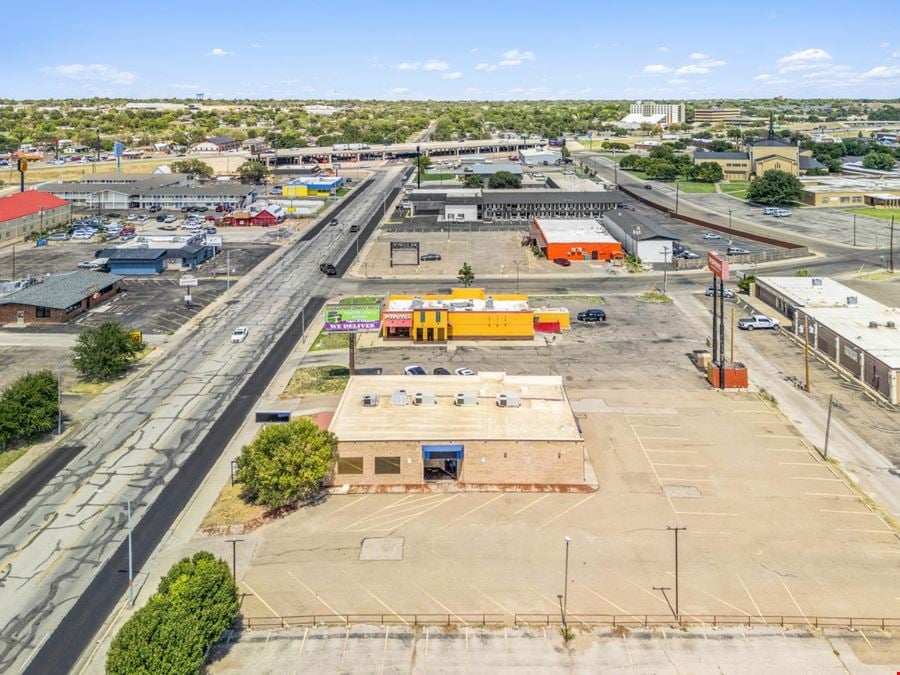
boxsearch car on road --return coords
[552,257,571,267]
[433,367,451,375]
[455,367,476,376]
[47,232,70,240]
[329,218,339,226]
[727,246,750,255]
[203,226,217,234]
[404,365,427,375]
[231,326,249,343]
[737,315,780,331]
[420,253,441,261]
[705,287,735,298]
[644,184,653,189]
[576,309,607,322]
[533,172,545,179]
[349,224,360,232]
[319,263,337,275]
[703,232,722,240]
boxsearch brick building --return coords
[0,271,123,324]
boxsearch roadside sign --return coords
[205,235,223,247]
[17,157,28,172]
[129,330,143,345]
[324,303,381,333]
[707,251,730,281]
[179,275,198,287]
[113,142,124,158]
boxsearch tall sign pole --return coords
[707,251,731,389]
[17,157,27,192]
[416,145,422,189]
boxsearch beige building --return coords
[327,373,587,488]
[693,107,742,124]
[629,100,685,125]
[692,130,824,182]
[800,178,900,207]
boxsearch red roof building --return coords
[0,191,71,242]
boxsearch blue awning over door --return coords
[422,444,464,460]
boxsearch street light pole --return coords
[225,538,244,580]
[57,361,63,435]
[661,246,670,294]
[667,526,686,618]
[728,210,733,244]
[513,260,523,294]
[562,535,572,630]
[674,181,680,215]
[126,498,134,606]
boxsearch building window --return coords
[374,457,402,474]
[840,197,850,203]
[35,306,52,318]
[337,457,364,475]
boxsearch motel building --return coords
[326,372,588,488]
[380,288,570,342]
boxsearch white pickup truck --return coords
[737,315,780,331]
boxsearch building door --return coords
[422,445,463,481]
[426,327,434,341]
[437,328,445,341]
[416,328,423,341]
[591,250,599,260]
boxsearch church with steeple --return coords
[692,114,825,181]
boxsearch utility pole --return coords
[560,536,572,630]
[226,250,231,291]
[653,586,674,618]
[890,215,895,273]
[348,332,357,375]
[803,316,811,393]
[513,260,523,294]
[416,145,422,189]
[57,361,63,435]
[667,526,686,618]
[823,394,835,459]
[661,246,670,294]
[852,214,857,247]
[126,498,134,606]
[730,306,735,363]
[225,539,244,580]
[674,181,680,215]
[728,210,733,244]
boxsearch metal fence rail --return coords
[237,613,900,631]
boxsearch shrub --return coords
[0,370,58,448]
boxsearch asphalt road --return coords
[0,166,406,674]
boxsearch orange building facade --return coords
[529,218,623,261]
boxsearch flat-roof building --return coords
[283,176,345,197]
[755,277,899,404]
[800,178,900,208]
[529,218,623,261]
[36,177,253,211]
[382,287,569,341]
[693,107,742,124]
[519,147,562,166]
[327,373,587,488]
[601,209,681,263]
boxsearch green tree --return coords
[618,154,642,169]
[0,371,59,448]
[236,160,269,182]
[457,262,475,287]
[414,154,432,172]
[694,161,724,183]
[601,141,629,151]
[644,160,678,180]
[236,418,336,509]
[862,151,896,171]
[168,159,214,179]
[648,144,676,161]
[462,174,483,188]
[746,170,804,205]
[72,322,141,381]
[487,171,521,189]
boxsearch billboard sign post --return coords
[323,303,381,333]
[707,251,730,281]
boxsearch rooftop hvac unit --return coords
[868,321,879,328]
[410,298,424,309]
[847,296,858,305]
[413,392,436,406]
[454,392,478,406]
[886,321,896,329]
[485,297,494,309]
[496,393,522,408]
[811,278,823,286]
[361,394,379,407]
[391,389,408,406]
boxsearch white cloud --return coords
[250,43,261,49]
[469,47,479,53]
[675,64,709,75]
[860,65,900,79]
[442,71,462,80]
[42,63,136,85]
[475,48,535,72]
[688,52,710,60]
[391,87,409,94]
[880,42,890,49]
[475,62,495,71]
[207,48,234,57]
[777,48,831,64]
[423,60,449,71]
[643,64,673,74]
[699,59,726,67]
[668,78,687,85]
[657,46,669,52]
[394,61,421,70]
[502,49,535,62]
[754,73,774,81]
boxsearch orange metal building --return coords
[529,218,623,261]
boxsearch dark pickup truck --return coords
[319,263,337,276]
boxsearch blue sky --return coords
[3,0,900,100]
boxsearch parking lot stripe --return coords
[580,583,644,621]
[766,448,811,453]
[240,580,283,624]
[298,627,308,658]
[818,509,877,515]
[640,436,691,441]
[653,463,708,468]
[778,462,820,466]
[343,495,460,532]
[380,627,390,675]
[673,573,751,616]
[477,589,514,617]
[437,494,506,530]
[804,493,858,499]
[628,421,679,515]
[779,578,810,626]
[538,494,596,529]
[343,572,409,626]
[417,586,469,625]
[341,494,449,530]
[659,477,714,482]
[790,476,844,481]
[836,528,896,535]
[287,571,345,621]
[325,495,369,517]
[630,424,682,429]
[646,449,699,454]
[513,493,552,515]
[737,573,764,619]
[675,511,739,516]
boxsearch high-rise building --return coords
[629,100,685,125]
[693,107,742,124]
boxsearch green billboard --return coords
[323,303,382,333]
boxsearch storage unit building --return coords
[327,373,587,488]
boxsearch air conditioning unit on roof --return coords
[496,393,522,408]
[413,392,436,406]
[455,392,478,406]
[391,389,408,406]
[361,394,379,407]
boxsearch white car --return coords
[72,231,94,240]
[703,232,722,240]
[164,215,177,223]
[231,326,249,343]
[455,367,476,376]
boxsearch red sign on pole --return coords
[707,251,730,281]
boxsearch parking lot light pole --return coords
[562,536,572,630]
[667,526,686,618]
[728,210,733,244]
[126,498,134,606]
[674,181,680,215]
[57,361,63,435]
[225,539,244,580]
[660,246,670,294]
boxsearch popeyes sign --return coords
[707,251,730,281]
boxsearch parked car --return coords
[705,287,735,298]
[433,367,451,375]
[773,209,791,217]
[576,309,607,322]
[127,214,138,221]
[181,206,191,213]
[164,215,177,223]
[156,214,167,222]
[138,214,149,221]
[148,205,161,213]
[727,246,750,255]
[71,231,94,240]
[231,326,249,343]
[47,232,70,241]
[703,232,722,240]
[404,365,427,375]
[737,315,780,331]
[319,263,337,275]
[552,257,571,267]
[420,253,441,261]
[159,224,177,231]
[455,368,476,376]
[678,251,700,259]
[105,212,121,218]
[203,226,217,234]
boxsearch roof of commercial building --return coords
[0,191,68,223]
[693,151,750,160]
[519,147,562,156]
[384,294,530,313]
[482,190,624,205]
[758,277,899,368]
[602,209,681,241]
[533,218,618,244]
[330,373,582,442]
[148,184,253,196]
[207,135,236,145]
[0,271,123,309]
[619,113,667,125]
[103,248,168,261]
[457,163,523,175]
[799,156,825,170]
[287,176,343,186]
[37,182,134,195]
[76,173,187,185]
[800,177,900,194]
